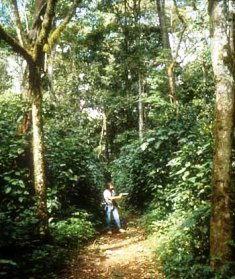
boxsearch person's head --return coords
[106,182,114,190]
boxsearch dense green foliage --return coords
[44,99,105,218]
[111,63,215,277]
[0,93,104,278]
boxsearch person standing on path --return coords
[103,182,125,234]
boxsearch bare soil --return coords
[61,221,165,279]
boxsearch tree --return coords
[0,0,81,237]
[209,0,235,270]
[156,0,175,102]
[156,0,186,105]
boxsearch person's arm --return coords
[109,194,122,201]
[103,190,121,204]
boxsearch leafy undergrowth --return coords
[59,219,164,279]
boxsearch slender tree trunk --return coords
[138,74,144,141]
[167,62,177,103]
[156,0,177,103]
[209,0,235,270]
[29,63,48,237]
[99,111,109,162]
[156,0,171,49]
[201,61,208,87]
[123,0,132,129]
[156,0,186,106]
[103,113,110,162]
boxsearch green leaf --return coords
[5,186,11,194]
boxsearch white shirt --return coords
[103,189,115,205]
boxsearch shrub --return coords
[146,206,213,279]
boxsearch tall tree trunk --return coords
[156,0,186,106]
[134,0,145,141]
[156,0,176,103]
[29,63,48,237]
[138,74,144,141]
[124,0,132,129]
[156,0,171,49]
[209,0,235,271]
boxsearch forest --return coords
[0,0,235,278]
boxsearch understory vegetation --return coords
[1,69,217,278]
[0,93,103,279]
[111,101,215,278]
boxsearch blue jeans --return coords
[106,205,121,230]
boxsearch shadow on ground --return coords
[60,219,165,279]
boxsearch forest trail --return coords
[61,219,165,279]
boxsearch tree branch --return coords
[172,0,186,60]
[0,24,32,62]
[46,0,82,52]
[31,0,47,31]
[10,0,30,48]
[33,0,58,60]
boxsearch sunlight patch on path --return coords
[62,225,164,279]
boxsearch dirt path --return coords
[61,221,165,279]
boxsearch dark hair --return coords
[106,182,114,189]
